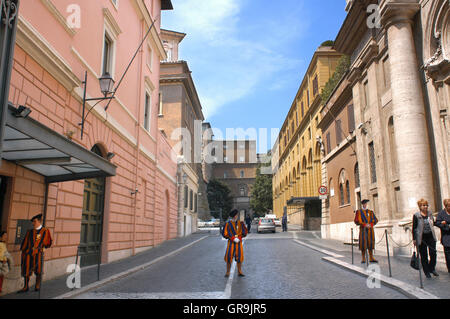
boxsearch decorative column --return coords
[381,2,435,217]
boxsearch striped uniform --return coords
[354,209,378,251]
[223,220,248,264]
[20,227,52,277]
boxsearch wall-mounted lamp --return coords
[106,152,115,161]
[79,72,116,140]
[13,105,32,118]
[131,188,139,195]
[357,120,371,135]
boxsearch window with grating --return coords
[326,132,331,154]
[346,180,350,204]
[313,75,319,96]
[369,142,377,183]
[355,163,360,188]
[336,119,342,144]
[348,104,355,133]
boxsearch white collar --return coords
[35,225,43,231]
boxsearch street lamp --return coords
[79,71,116,140]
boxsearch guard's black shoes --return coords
[431,271,439,277]
[425,273,432,278]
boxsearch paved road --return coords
[75,228,407,299]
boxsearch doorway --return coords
[79,145,106,267]
[0,176,9,231]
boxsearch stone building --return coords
[272,46,342,230]
[159,29,205,236]
[331,0,450,256]
[211,140,258,219]
[317,70,359,240]
[0,0,177,294]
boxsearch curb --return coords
[322,256,439,299]
[54,236,209,299]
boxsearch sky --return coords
[161,0,348,153]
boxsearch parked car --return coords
[257,218,276,233]
[198,220,207,228]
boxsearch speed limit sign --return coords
[318,185,328,196]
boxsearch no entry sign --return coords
[318,185,328,196]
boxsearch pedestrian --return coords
[354,199,378,263]
[0,231,12,293]
[245,215,252,233]
[223,209,248,277]
[282,211,288,232]
[412,199,438,279]
[435,198,450,273]
[18,213,52,293]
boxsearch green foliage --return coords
[207,179,233,220]
[321,40,335,47]
[250,162,273,217]
[320,55,351,104]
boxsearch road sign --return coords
[318,185,328,196]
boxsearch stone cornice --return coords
[380,1,421,28]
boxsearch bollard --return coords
[385,230,392,277]
[351,228,354,265]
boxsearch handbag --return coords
[410,252,420,270]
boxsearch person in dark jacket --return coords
[282,212,288,232]
[412,199,438,278]
[245,215,252,233]
[435,199,450,273]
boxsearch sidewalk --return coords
[0,231,210,299]
[294,231,450,299]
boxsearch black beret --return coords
[229,209,239,218]
[362,199,370,204]
[31,214,43,222]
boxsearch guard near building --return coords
[223,209,248,277]
[19,214,52,292]
[354,199,378,263]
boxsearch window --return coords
[355,163,360,188]
[296,111,298,126]
[336,119,342,144]
[189,190,193,211]
[326,132,331,154]
[339,183,345,206]
[369,142,377,183]
[308,127,311,140]
[239,156,245,163]
[102,33,114,76]
[144,92,151,131]
[312,75,319,96]
[383,56,391,89]
[224,172,228,179]
[184,186,188,208]
[307,90,310,106]
[240,170,244,178]
[346,181,350,204]
[224,156,228,163]
[194,194,198,212]
[348,104,355,133]
[240,186,245,197]
[301,102,304,117]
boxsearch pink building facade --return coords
[0,0,177,294]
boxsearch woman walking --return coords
[412,199,438,278]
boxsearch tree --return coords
[250,164,273,217]
[207,179,233,220]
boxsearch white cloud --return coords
[162,0,307,119]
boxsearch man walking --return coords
[282,211,288,232]
[436,199,450,273]
[354,199,378,263]
[223,209,248,277]
[19,214,52,293]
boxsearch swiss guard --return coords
[223,209,248,277]
[354,199,378,263]
[19,213,52,293]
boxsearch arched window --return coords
[339,183,345,206]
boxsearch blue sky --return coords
[162,0,348,153]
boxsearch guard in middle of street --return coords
[354,199,378,263]
[223,209,248,278]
